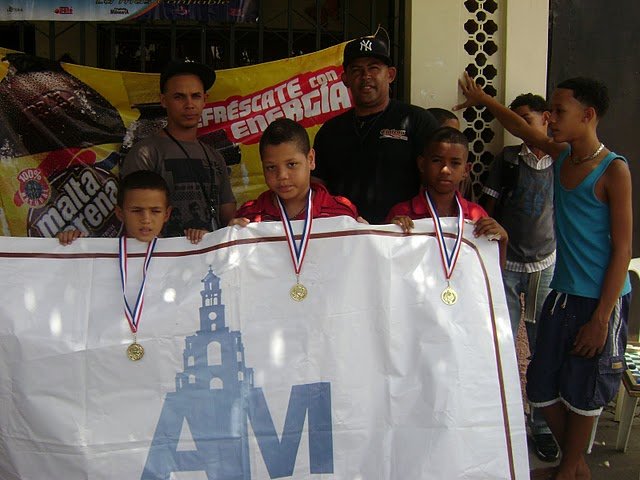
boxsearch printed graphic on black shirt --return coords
[164,157,219,236]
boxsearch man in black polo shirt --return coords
[313,35,439,223]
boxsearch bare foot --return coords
[531,456,590,480]
[553,472,575,480]
[530,467,556,480]
[575,457,591,480]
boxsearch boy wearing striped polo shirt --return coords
[481,93,558,463]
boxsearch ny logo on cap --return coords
[359,39,373,52]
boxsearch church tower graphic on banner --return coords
[142,267,254,480]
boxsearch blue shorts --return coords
[526,291,630,416]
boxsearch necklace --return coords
[353,109,385,141]
[289,204,308,219]
[570,143,604,165]
[272,191,311,219]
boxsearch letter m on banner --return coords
[142,382,333,479]
[248,383,334,478]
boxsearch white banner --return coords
[0,217,528,479]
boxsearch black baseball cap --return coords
[160,60,216,92]
[343,36,392,68]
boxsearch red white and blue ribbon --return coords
[276,189,313,278]
[118,236,158,335]
[424,190,464,281]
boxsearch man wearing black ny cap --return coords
[121,60,236,240]
[313,35,438,223]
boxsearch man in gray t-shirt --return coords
[121,60,236,239]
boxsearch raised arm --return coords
[454,72,566,159]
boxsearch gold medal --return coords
[120,237,157,363]
[441,285,457,306]
[127,341,145,361]
[277,191,313,303]
[290,282,308,301]
[424,190,464,308]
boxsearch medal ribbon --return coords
[119,236,158,335]
[276,189,313,277]
[424,190,464,281]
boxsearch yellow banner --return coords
[0,44,351,236]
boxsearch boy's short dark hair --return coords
[424,126,469,153]
[426,107,458,126]
[556,77,609,118]
[509,93,549,113]
[259,118,310,156]
[117,170,170,207]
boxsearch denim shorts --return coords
[526,290,630,416]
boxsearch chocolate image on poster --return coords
[0,53,126,158]
[27,166,122,238]
[199,129,242,167]
[120,103,168,157]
